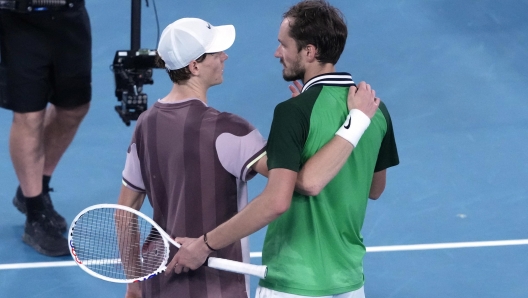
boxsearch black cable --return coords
[143,0,160,48]
[152,0,160,48]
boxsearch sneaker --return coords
[13,187,67,233]
[23,212,70,257]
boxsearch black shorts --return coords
[0,3,92,113]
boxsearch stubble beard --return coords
[281,57,305,82]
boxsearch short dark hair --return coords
[283,0,347,64]
[155,53,208,83]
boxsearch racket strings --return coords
[70,208,169,280]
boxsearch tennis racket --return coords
[68,203,267,283]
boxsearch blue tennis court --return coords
[1,0,527,297]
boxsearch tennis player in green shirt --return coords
[171,1,399,297]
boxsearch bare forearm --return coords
[169,170,297,272]
[207,169,297,250]
[207,193,280,250]
[252,154,269,178]
[117,185,146,210]
[116,185,146,278]
[125,283,142,298]
[296,137,353,196]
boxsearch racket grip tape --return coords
[207,257,267,279]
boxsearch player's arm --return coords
[167,168,297,273]
[117,184,146,210]
[369,169,386,200]
[295,81,380,196]
[295,137,352,195]
[116,186,146,298]
[251,154,269,177]
[125,285,142,298]
[118,139,147,297]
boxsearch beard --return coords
[281,56,305,82]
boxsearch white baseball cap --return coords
[157,18,236,70]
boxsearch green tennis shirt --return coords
[259,72,399,296]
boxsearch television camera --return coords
[112,49,160,126]
[112,0,161,126]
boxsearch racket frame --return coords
[68,203,171,283]
[68,203,267,283]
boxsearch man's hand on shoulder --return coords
[348,81,380,118]
[335,81,379,147]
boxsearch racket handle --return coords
[207,257,267,279]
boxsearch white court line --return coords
[0,260,76,270]
[249,239,528,258]
[366,239,528,252]
[2,239,528,270]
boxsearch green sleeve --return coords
[375,101,400,172]
[266,100,309,172]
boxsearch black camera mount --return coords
[112,49,156,126]
[111,0,160,126]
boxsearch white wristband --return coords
[335,109,371,147]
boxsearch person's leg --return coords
[9,110,69,256]
[4,10,54,213]
[13,102,90,234]
[10,107,78,233]
[11,99,89,249]
[10,110,46,198]
[43,102,90,175]
[2,10,70,256]
[44,3,91,175]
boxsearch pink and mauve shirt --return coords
[122,98,266,298]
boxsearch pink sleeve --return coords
[215,129,267,182]
[122,143,146,192]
